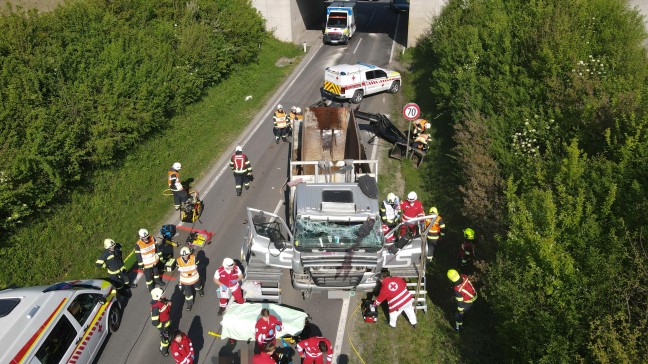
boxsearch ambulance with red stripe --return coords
[323,62,401,104]
[0,279,121,364]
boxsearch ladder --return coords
[243,258,283,304]
[387,262,427,312]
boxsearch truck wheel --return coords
[389,81,401,94]
[351,90,364,104]
[108,303,122,333]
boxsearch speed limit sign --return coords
[403,103,421,121]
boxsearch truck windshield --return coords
[294,218,382,250]
[327,16,347,28]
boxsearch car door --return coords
[373,69,389,92]
[29,315,77,364]
[364,70,376,94]
[64,293,106,364]
[243,207,293,267]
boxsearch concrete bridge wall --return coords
[251,0,326,43]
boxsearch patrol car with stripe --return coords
[323,63,401,104]
[0,279,121,364]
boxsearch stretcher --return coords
[209,302,308,341]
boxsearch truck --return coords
[323,1,357,45]
[241,106,430,309]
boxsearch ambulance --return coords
[0,279,121,364]
[323,63,401,103]
[323,1,357,45]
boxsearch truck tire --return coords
[388,81,401,94]
[351,90,364,104]
[108,303,122,333]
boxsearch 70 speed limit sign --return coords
[403,103,421,121]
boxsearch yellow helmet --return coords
[447,269,460,282]
[463,228,475,241]
[429,207,438,215]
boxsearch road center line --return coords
[333,296,351,363]
[389,13,401,64]
[353,38,363,54]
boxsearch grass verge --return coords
[0,37,302,288]
[348,49,502,363]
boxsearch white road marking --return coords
[133,271,143,284]
[333,296,351,363]
[353,38,363,54]
[273,199,283,215]
[389,13,402,64]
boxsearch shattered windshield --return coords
[294,218,383,251]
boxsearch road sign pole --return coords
[402,102,420,161]
[406,120,412,159]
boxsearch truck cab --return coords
[324,1,357,45]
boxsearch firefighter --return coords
[213,257,244,315]
[151,288,172,356]
[412,133,431,152]
[255,308,283,349]
[400,191,424,237]
[460,227,476,271]
[177,246,203,311]
[296,336,333,364]
[289,106,303,134]
[170,330,194,364]
[135,229,166,291]
[374,271,417,328]
[411,119,431,139]
[253,342,278,364]
[423,207,446,261]
[447,269,477,332]
[229,145,253,196]
[96,238,137,290]
[168,162,190,210]
[380,192,401,228]
[273,104,290,143]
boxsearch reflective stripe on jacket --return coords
[454,275,477,303]
[177,255,199,285]
[273,111,288,128]
[230,154,252,174]
[168,169,183,191]
[136,237,159,267]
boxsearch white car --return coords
[0,279,121,364]
[323,63,401,103]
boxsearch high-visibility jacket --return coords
[230,154,252,174]
[168,169,183,191]
[297,336,333,363]
[453,274,477,303]
[412,119,428,134]
[380,199,401,224]
[95,244,126,274]
[273,111,288,129]
[170,333,194,364]
[289,112,303,124]
[255,315,283,346]
[177,255,199,285]
[151,299,171,328]
[375,276,414,313]
[135,237,159,268]
[424,215,445,238]
[414,133,430,145]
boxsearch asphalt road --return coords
[97,2,406,363]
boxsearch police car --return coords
[323,63,401,103]
[0,279,121,364]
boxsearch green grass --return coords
[349,49,502,363]
[0,37,302,288]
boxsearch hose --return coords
[346,302,367,364]
[162,189,174,196]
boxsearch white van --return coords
[323,1,357,45]
[323,63,401,103]
[0,279,121,364]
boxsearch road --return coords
[97,2,406,363]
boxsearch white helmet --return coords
[235,145,243,152]
[277,104,283,110]
[180,246,191,256]
[425,122,431,129]
[387,193,396,204]
[172,162,182,170]
[407,191,417,202]
[138,229,150,240]
[296,107,302,114]
[104,238,116,249]
[222,257,235,268]
[291,106,297,112]
[151,288,164,301]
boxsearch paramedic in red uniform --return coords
[253,343,278,364]
[374,271,418,328]
[213,257,244,315]
[400,191,425,237]
[230,145,253,196]
[296,336,333,364]
[255,308,283,348]
[170,330,195,364]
